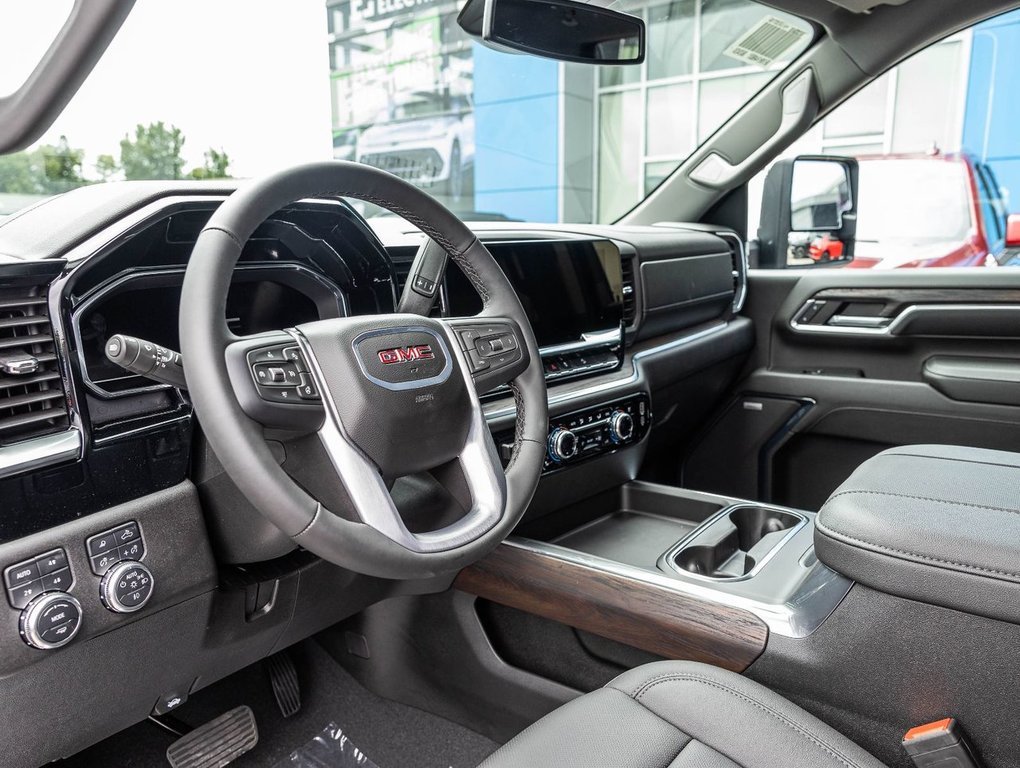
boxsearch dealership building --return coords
[326,0,1020,224]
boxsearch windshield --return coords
[856,159,973,244]
[0,0,811,224]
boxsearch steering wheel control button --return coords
[101,561,154,614]
[297,374,320,400]
[411,274,437,297]
[19,593,82,650]
[247,345,317,406]
[87,521,145,575]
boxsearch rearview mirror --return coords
[756,156,859,269]
[458,0,645,65]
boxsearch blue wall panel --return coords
[472,44,559,221]
[963,9,1020,211]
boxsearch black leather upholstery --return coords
[816,444,1020,624]
[480,661,886,768]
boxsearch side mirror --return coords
[458,0,645,65]
[1006,213,1020,248]
[757,156,859,268]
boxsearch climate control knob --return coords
[20,592,82,650]
[608,410,634,443]
[547,427,578,463]
[100,561,154,614]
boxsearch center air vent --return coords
[621,255,637,326]
[0,286,69,446]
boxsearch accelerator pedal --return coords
[166,705,258,768]
[265,650,301,718]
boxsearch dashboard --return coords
[0,181,751,768]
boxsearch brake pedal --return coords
[166,705,258,768]
[266,650,301,717]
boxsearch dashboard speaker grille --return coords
[0,286,69,446]
[621,255,637,325]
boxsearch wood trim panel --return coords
[454,542,768,672]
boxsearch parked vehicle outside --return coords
[847,152,1006,269]
[808,233,844,262]
[356,91,474,204]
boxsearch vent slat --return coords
[621,256,637,326]
[0,371,62,390]
[0,315,50,331]
[0,297,47,310]
[0,409,69,434]
[0,285,69,445]
[0,334,53,350]
[0,389,64,409]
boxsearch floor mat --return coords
[57,640,499,768]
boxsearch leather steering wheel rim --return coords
[179,161,548,579]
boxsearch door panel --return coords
[683,268,1020,509]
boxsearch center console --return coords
[457,481,852,672]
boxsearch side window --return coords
[748,8,1020,269]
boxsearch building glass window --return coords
[647,1,697,80]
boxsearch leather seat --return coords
[480,661,886,768]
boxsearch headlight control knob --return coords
[608,410,634,443]
[548,427,578,463]
[20,592,83,650]
[100,561,154,614]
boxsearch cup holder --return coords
[669,505,803,580]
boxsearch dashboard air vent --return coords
[621,255,637,325]
[717,232,748,314]
[0,286,69,446]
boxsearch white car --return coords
[356,92,474,203]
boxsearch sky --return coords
[1,0,334,178]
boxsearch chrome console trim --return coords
[538,327,622,356]
[504,529,852,638]
[0,429,82,480]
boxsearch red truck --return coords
[842,152,1013,269]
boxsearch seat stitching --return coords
[879,449,1020,471]
[826,488,1020,518]
[623,674,867,768]
[816,516,1020,581]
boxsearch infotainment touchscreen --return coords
[445,239,624,347]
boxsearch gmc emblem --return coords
[378,344,435,365]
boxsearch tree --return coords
[119,121,186,180]
[189,148,231,179]
[41,136,85,188]
[94,154,119,182]
[0,136,87,195]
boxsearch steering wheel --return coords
[179,161,548,579]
